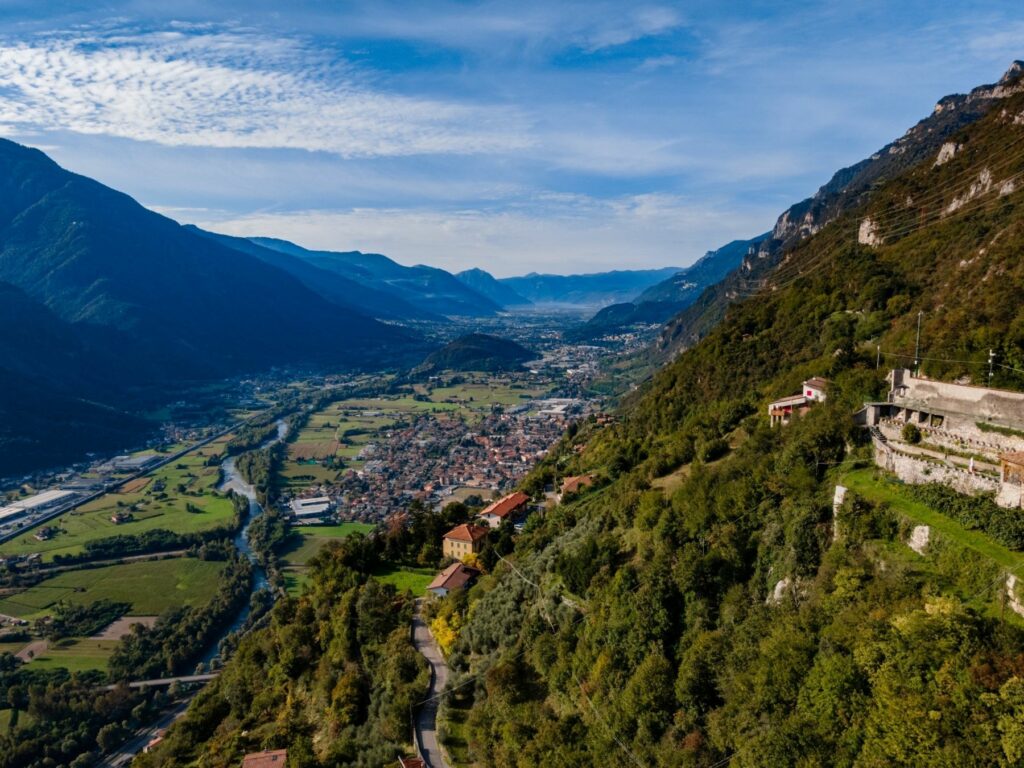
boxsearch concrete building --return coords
[109,454,161,472]
[859,369,1024,508]
[289,496,333,518]
[768,378,829,426]
[442,523,489,559]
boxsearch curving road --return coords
[412,599,450,768]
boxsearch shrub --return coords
[901,423,922,444]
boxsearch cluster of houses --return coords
[426,475,597,598]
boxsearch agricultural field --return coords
[0,436,236,561]
[279,522,375,595]
[427,380,545,410]
[0,557,228,621]
[24,638,120,672]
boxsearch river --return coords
[199,418,289,666]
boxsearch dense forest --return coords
[134,535,429,768]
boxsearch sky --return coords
[0,2,1022,276]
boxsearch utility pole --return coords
[914,311,923,376]
[989,349,996,384]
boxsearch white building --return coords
[289,496,333,518]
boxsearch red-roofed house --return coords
[478,491,530,529]
[559,475,594,498]
[398,757,426,768]
[242,750,287,768]
[443,523,490,559]
[427,562,481,597]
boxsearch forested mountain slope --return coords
[656,59,1024,357]
[424,66,1024,767]
[455,268,532,308]
[568,235,767,340]
[0,140,414,377]
[251,237,500,318]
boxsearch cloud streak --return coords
[0,27,529,157]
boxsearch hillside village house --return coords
[241,750,287,768]
[478,491,530,528]
[427,561,481,598]
[442,523,489,559]
[768,377,829,426]
[859,369,1024,508]
[558,474,594,501]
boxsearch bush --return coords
[901,423,922,444]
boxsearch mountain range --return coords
[498,266,682,308]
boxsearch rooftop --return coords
[480,491,530,519]
[444,523,490,543]
[241,750,288,768]
[427,562,481,592]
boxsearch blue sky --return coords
[0,1,1022,275]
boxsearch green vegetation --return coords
[978,420,1024,439]
[843,468,1024,568]
[901,421,922,443]
[0,437,235,562]
[372,565,436,595]
[25,638,120,672]
[134,537,429,768]
[279,522,376,595]
[0,557,229,620]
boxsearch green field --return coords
[279,522,376,595]
[0,557,228,620]
[372,565,436,596]
[0,436,235,561]
[428,381,544,409]
[25,638,120,672]
[843,468,1024,570]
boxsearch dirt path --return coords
[412,599,450,768]
[15,639,46,662]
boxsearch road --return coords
[0,419,248,547]
[97,698,193,768]
[412,599,450,768]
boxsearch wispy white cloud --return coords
[0,26,530,157]
[183,192,774,276]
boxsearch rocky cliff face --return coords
[655,61,1024,357]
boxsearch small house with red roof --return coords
[478,491,530,529]
[427,562,481,598]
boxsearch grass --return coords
[25,638,119,672]
[0,558,228,620]
[279,523,376,567]
[0,708,34,735]
[372,565,436,596]
[0,436,235,562]
[842,467,1024,570]
[441,703,475,767]
[278,522,376,596]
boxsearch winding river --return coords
[199,418,289,665]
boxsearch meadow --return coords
[0,557,228,620]
[371,565,436,596]
[0,436,235,562]
[279,522,375,595]
[23,638,120,672]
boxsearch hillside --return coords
[655,60,1024,357]
[251,237,500,317]
[416,332,535,374]
[428,61,1024,767]
[188,227,440,322]
[455,268,531,308]
[568,235,767,340]
[499,266,681,308]
[0,140,421,475]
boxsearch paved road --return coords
[412,600,450,768]
[98,699,192,768]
